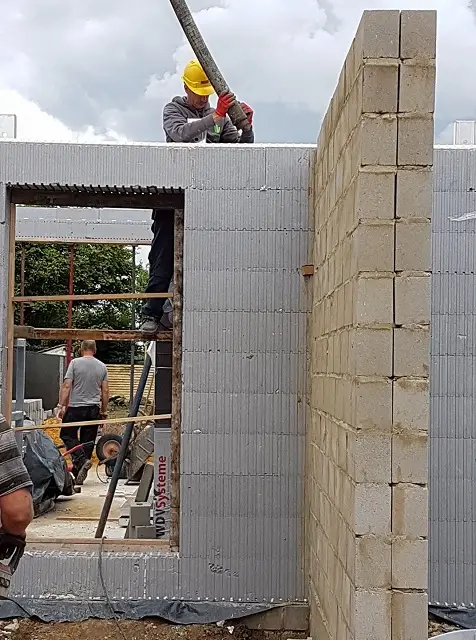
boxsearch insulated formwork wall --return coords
[0,142,312,604]
[430,146,476,607]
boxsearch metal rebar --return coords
[66,244,75,366]
[95,353,152,538]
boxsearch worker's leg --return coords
[74,406,100,486]
[79,406,100,462]
[60,407,88,480]
[140,210,174,335]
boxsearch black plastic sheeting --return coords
[23,429,69,509]
[430,605,476,630]
[0,598,273,625]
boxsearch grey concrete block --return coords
[397,114,434,166]
[395,220,431,272]
[354,589,391,640]
[394,327,430,377]
[392,432,428,484]
[356,169,396,220]
[133,525,157,539]
[396,168,432,219]
[353,378,393,432]
[399,60,436,113]
[356,536,392,588]
[362,60,399,113]
[392,484,428,537]
[240,605,309,631]
[393,377,429,433]
[358,10,400,58]
[392,539,428,590]
[355,484,391,535]
[351,328,393,377]
[355,275,393,324]
[392,591,428,640]
[400,10,437,59]
[361,115,397,166]
[129,502,151,527]
[353,222,395,272]
[395,275,430,325]
[355,432,392,484]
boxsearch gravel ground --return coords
[428,615,462,636]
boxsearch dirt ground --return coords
[428,615,461,636]
[1,620,307,640]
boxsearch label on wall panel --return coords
[154,427,171,539]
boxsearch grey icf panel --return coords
[0,141,312,603]
[16,207,153,244]
[430,146,476,606]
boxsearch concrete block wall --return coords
[306,10,435,640]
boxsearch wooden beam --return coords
[27,538,170,551]
[10,190,184,210]
[4,203,16,424]
[13,292,172,303]
[18,413,171,431]
[301,264,315,277]
[170,208,184,552]
[14,326,172,342]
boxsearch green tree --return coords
[15,243,149,364]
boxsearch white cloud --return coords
[0,1,475,142]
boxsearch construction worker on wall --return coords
[57,340,110,486]
[140,60,254,336]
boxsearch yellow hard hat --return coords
[182,60,215,97]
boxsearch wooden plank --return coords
[26,538,170,552]
[170,208,184,551]
[14,326,172,342]
[13,292,172,303]
[17,413,171,431]
[10,190,184,210]
[301,264,315,277]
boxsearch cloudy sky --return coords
[0,0,475,145]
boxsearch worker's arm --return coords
[163,102,216,143]
[220,102,254,144]
[0,417,33,538]
[56,361,74,418]
[100,379,109,418]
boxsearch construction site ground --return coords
[0,616,461,639]
[28,466,135,538]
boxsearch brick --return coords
[353,222,395,272]
[392,433,428,484]
[392,485,428,537]
[355,432,391,483]
[361,115,397,166]
[356,169,396,220]
[356,536,391,588]
[394,327,430,377]
[351,328,393,376]
[355,484,391,535]
[396,168,432,219]
[129,502,151,527]
[354,589,391,640]
[394,378,429,433]
[400,10,437,59]
[395,220,431,271]
[399,60,436,113]
[362,60,399,113]
[395,275,430,325]
[392,591,428,640]
[357,10,400,58]
[397,114,434,166]
[353,378,393,432]
[392,539,428,589]
[354,275,393,324]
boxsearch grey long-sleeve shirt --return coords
[163,96,254,144]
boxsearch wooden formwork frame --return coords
[3,189,184,551]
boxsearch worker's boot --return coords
[139,316,160,336]
[74,460,92,486]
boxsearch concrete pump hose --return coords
[168,0,251,132]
